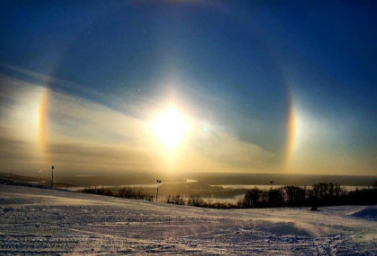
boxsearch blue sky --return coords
[1,0,377,176]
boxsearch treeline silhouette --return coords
[82,182,377,209]
[167,182,377,209]
[240,182,377,208]
[83,187,154,201]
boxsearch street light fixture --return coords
[156,179,162,202]
[51,166,54,188]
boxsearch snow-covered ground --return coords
[1,185,377,255]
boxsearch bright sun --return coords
[153,107,188,150]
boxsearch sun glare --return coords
[153,107,188,150]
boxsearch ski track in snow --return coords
[1,185,377,255]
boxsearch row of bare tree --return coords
[83,182,377,209]
[242,182,377,208]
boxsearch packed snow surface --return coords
[1,185,377,255]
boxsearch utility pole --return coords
[51,166,54,188]
[156,179,162,202]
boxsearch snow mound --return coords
[351,206,377,221]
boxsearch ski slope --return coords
[1,184,377,255]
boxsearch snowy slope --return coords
[1,185,377,255]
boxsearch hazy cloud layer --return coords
[0,72,275,175]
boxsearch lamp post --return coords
[51,166,54,188]
[156,179,162,203]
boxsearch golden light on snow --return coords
[153,107,188,150]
